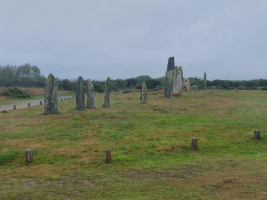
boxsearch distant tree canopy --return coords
[0,64,46,87]
[189,77,267,90]
[1,64,266,92]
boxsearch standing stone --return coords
[172,66,183,94]
[182,78,191,92]
[167,57,175,71]
[86,79,96,109]
[76,76,85,110]
[204,72,207,90]
[165,70,173,98]
[103,77,111,108]
[140,81,147,104]
[165,57,175,97]
[44,74,58,114]
[190,85,198,91]
[179,66,183,86]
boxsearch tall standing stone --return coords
[165,57,174,96]
[76,76,85,110]
[167,57,175,71]
[86,79,96,109]
[165,70,173,98]
[172,66,183,94]
[140,81,147,104]
[204,72,207,90]
[103,77,111,108]
[44,74,58,114]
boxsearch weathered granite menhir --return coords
[165,57,174,98]
[167,57,175,71]
[140,81,147,104]
[182,78,190,92]
[165,70,173,98]
[204,72,207,90]
[76,76,85,110]
[172,66,183,94]
[103,77,111,108]
[86,79,96,109]
[44,74,58,114]
[190,85,198,91]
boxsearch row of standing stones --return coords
[44,57,208,113]
[43,74,148,114]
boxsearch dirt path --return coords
[0,96,74,112]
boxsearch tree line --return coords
[57,75,165,93]
[189,77,267,90]
[0,64,46,87]
[1,64,266,92]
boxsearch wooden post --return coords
[14,105,16,110]
[40,101,42,105]
[67,98,69,100]
[106,150,111,163]
[26,150,33,162]
[191,138,198,150]
[61,98,62,101]
[28,103,30,107]
[254,130,260,140]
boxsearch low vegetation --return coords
[1,88,31,99]
[0,90,267,199]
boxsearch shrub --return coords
[123,89,132,94]
[262,86,267,90]
[2,88,31,98]
[135,84,142,89]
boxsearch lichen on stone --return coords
[76,76,85,110]
[103,77,111,108]
[44,73,58,114]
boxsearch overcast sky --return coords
[0,0,266,80]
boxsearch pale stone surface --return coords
[140,81,147,104]
[86,79,96,109]
[103,77,111,108]
[76,76,85,110]
[190,85,198,91]
[44,74,58,114]
[165,70,173,98]
[182,78,190,92]
[179,66,183,86]
[204,72,207,90]
[172,66,183,94]
[167,57,175,71]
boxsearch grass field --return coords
[0,90,267,199]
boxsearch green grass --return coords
[0,90,267,199]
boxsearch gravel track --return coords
[0,96,74,112]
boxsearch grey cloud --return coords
[0,0,267,80]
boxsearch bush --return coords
[2,87,31,98]
[135,84,142,89]
[123,89,132,94]
[262,86,267,90]
[155,86,163,91]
